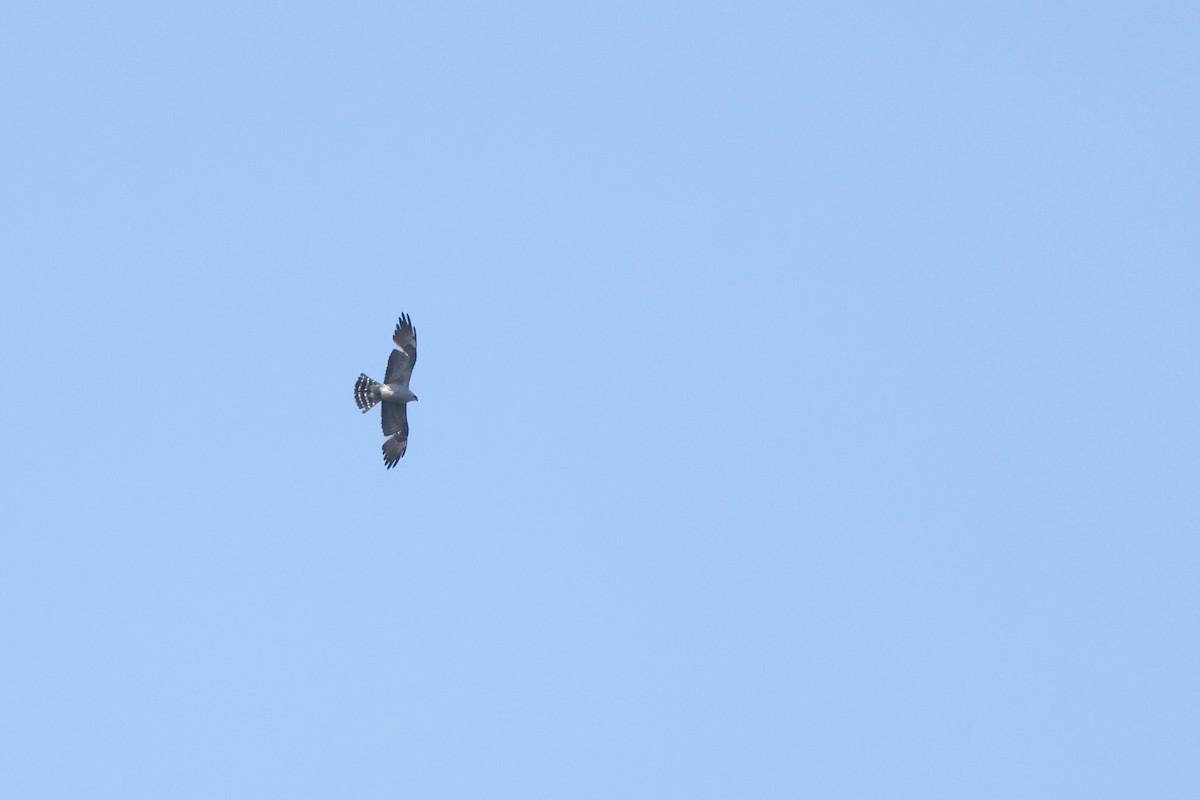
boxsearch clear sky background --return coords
[2,2,1198,797]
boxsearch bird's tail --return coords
[354,374,381,412]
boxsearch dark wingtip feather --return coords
[392,311,417,351]
[382,436,407,469]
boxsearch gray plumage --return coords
[355,313,418,468]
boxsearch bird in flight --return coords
[355,313,419,468]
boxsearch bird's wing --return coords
[381,399,409,468]
[384,313,417,385]
[384,348,412,386]
[381,399,408,438]
[382,431,408,469]
[381,402,408,466]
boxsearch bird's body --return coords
[355,313,418,468]
[377,383,417,403]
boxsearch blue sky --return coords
[2,2,1198,797]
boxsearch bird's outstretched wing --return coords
[381,402,409,468]
[382,434,407,468]
[384,313,418,386]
